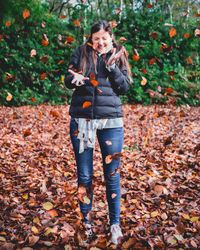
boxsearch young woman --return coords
[65,20,132,245]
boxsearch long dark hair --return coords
[80,20,132,83]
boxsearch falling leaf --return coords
[57,60,64,65]
[149,58,156,65]
[5,21,12,27]
[30,49,36,57]
[40,55,48,63]
[40,72,47,80]
[42,201,54,211]
[41,39,49,46]
[194,29,200,37]
[65,36,74,43]
[149,32,158,39]
[169,27,177,38]
[23,9,30,19]
[115,8,121,14]
[147,3,154,8]
[183,33,190,38]
[90,79,99,87]
[41,22,46,28]
[6,92,13,101]
[185,57,193,64]
[165,87,174,94]
[73,19,81,27]
[82,101,92,109]
[141,76,147,86]
[60,15,67,19]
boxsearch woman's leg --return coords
[97,127,124,225]
[70,118,94,222]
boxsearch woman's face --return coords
[91,29,113,54]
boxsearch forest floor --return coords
[0,104,199,249]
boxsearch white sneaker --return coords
[110,224,123,245]
[84,222,93,238]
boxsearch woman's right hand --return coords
[68,69,89,86]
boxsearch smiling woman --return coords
[64,20,132,246]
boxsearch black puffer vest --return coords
[65,45,130,119]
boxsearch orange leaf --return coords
[149,58,156,65]
[186,57,193,64]
[90,72,95,79]
[5,21,12,27]
[169,27,177,38]
[57,60,64,65]
[183,33,190,39]
[41,39,49,46]
[65,36,74,43]
[59,15,67,19]
[90,79,99,87]
[141,76,147,86]
[73,19,81,27]
[149,32,158,39]
[23,9,30,19]
[147,3,154,8]
[40,72,47,80]
[165,87,174,94]
[82,101,92,109]
[6,92,13,101]
[132,54,140,61]
[47,209,58,218]
[29,97,36,102]
[140,68,148,74]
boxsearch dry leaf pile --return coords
[0,104,199,250]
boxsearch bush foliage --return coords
[0,0,199,106]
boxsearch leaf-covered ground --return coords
[0,104,199,250]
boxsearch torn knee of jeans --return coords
[109,166,120,177]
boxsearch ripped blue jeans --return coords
[70,118,124,225]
